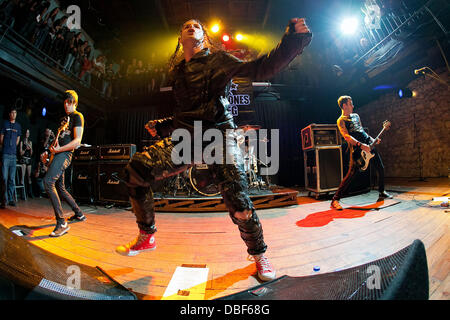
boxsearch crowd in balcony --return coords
[0,0,175,100]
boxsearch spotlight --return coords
[398,88,416,98]
[235,33,244,41]
[341,17,359,35]
[42,107,47,116]
[211,24,220,33]
[222,34,230,42]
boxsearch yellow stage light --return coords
[235,33,244,41]
[211,24,220,33]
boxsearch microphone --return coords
[414,67,427,75]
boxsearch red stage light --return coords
[222,34,230,42]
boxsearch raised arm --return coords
[218,18,312,83]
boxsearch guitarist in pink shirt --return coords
[331,95,393,210]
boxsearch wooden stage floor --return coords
[0,178,448,300]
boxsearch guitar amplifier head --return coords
[301,124,341,150]
[73,146,99,161]
[99,144,136,160]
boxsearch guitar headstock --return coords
[383,120,391,130]
[59,117,70,132]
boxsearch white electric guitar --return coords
[356,120,391,171]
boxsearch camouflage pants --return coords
[122,132,267,255]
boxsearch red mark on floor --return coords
[296,201,388,228]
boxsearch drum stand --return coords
[247,163,261,190]
[255,158,271,190]
[166,173,192,197]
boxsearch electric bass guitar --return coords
[355,120,391,171]
[41,117,70,168]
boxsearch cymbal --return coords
[237,124,261,131]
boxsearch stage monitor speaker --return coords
[218,239,429,300]
[341,143,371,195]
[72,161,98,203]
[97,161,129,205]
[0,224,136,300]
[304,146,343,196]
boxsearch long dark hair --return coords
[167,19,223,73]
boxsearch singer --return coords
[116,18,312,282]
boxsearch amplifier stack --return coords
[72,146,99,204]
[72,144,136,205]
[301,124,372,198]
[301,124,343,199]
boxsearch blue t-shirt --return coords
[1,120,21,155]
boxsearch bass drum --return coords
[189,164,220,197]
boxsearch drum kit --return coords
[156,125,271,197]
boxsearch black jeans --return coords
[0,163,5,206]
[44,152,82,224]
[122,133,267,256]
[333,147,385,201]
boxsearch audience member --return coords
[0,107,21,206]
[19,128,33,198]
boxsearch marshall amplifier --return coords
[99,144,136,160]
[72,162,98,203]
[301,124,341,151]
[97,161,130,205]
[73,146,99,161]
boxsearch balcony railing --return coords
[353,0,449,66]
[0,23,106,98]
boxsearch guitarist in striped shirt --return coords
[331,95,393,210]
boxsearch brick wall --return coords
[357,70,449,178]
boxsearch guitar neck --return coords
[51,117,69,150]
[370,127,387,148]
[50,129,64,150]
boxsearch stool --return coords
[15,164,27,201]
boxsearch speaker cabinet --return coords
[72,162,98,203]
[97,161,129,204]
[219,239,429,300]
[304,146,343,198]
[0,224,137,300]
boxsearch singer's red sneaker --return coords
[254,255,276,282]
[116,230,156,256]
